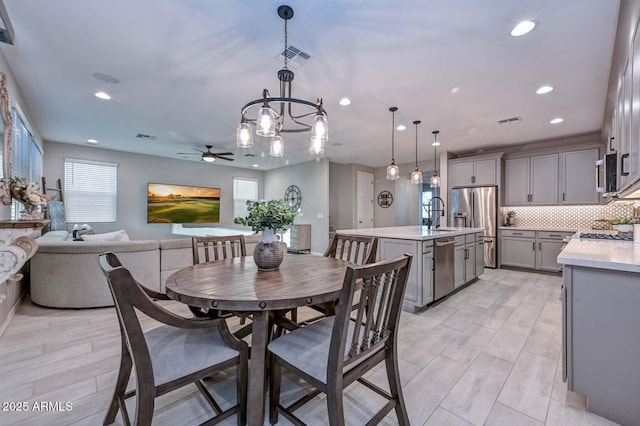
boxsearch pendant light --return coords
[430,130,441,188]
[410,120,423,184]
[386,107,400,180]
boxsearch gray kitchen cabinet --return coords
[562,265,640,425]
[378,237,433,311]
[475,235,485,277]
[500,229,573,271]
[451,158,497,186]
[454,244,466,288]
[464,234,475,283]
[619,58,635,189]
[504,154,558,205]
[500,235,536,269]
[560,149,600,204]
[454,234,480,288]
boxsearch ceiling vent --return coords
[497,116,523,125]
[244,153,256,157]
[136,133,157,140]
[278,45,311,67]
[0,1,14,45]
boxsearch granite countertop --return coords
[336,226,484,241]
[558,238,640,273]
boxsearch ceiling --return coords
[0,0,620,170]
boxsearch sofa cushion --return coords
[38,230,69,242]
[81,229,130,242]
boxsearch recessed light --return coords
[252,164,259,168]
[86,139,98,144]
[550,117,564,124]
[339,97,351,106]
[94,91,111,100]
[451,87,459,94]
[536,85,554,94]
[510,20,536,37]
[396,125,406,131]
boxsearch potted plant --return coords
[234,199,297,271]
[609,216,638,234]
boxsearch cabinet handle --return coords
[549,234,561,237]
[513,232,523,235]
[532,242,535,251]
[432,257,435,271]
[471,175,476,184]
[621,153,630,176]
[609,136,615,152]
[539,242,542,250]
[562,193,565,202]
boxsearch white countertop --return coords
[558,238,640,273]
[336,226,484,241]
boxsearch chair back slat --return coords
[192,235,246,264]
[324,234,378,265]
[329,254,412,371]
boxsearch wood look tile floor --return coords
[0,268,620,425]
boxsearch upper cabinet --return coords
[450,157,498,187]
[560,148,600,204]
[504,154,558,205]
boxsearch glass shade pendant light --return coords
[256,103,277,137]
[430,130,441,188]
[410,120,423,184]
[270,133,284,157]
[310,137,325,155]
[236,120,253,148]
[386,107,400,180]
[311,113,328,142]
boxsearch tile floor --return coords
[0,268,620,425]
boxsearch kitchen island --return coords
[337,226,484,312]
[557,238,640,426]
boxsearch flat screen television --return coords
[147,182,220,223]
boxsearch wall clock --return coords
[284,184,302,211]
[377,190,393,208]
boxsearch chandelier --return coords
[236,5,328,156]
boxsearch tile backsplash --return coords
[500,204,635,229]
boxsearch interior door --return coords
[356,171,374,229]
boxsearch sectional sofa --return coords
[30,231,274,308]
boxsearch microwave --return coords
[596,153,617,195]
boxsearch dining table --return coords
[165,254,349,426]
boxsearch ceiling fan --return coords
[177,145,235,162]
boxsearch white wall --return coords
[265,158,329,254]
[43,141,264,240]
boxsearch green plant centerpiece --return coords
[234,199,297,271]
[609,216,638,235]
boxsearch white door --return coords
[357,171,374,229]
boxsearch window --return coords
[0,106,43,219]
[64,158,118,222]
[233,177,259,219]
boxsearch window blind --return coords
[233,177,259,219]
[64,158,118,222]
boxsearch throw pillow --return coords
[81,230,130,242]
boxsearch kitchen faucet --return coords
[424,196,445,229]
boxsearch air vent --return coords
[136,133,157,140]
[278,45,311,67]
[497,116,523,125]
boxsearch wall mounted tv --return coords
[147,182,220,223]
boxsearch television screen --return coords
[147,182,220,223]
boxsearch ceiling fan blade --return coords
[177,152,200,155]
[192,148,206,153]
[217,156,235,161]
[213,152,234,156]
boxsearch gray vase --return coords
[253,228,284,271]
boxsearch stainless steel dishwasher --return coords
[434,237,455,300]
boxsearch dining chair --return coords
[267,253,412,425]
[99,252,249,426]
[189,235,254,339]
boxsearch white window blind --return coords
[64,158,118,222]
[233,177,259,219]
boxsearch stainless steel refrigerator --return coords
[450,185,498,268]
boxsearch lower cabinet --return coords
[475,238,485,277]
[454,233,482,289]
[454,242,466,288]
[500,229,573,272]
[378,238,433,312]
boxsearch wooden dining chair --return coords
[99,252,249,426]
[267,254,413,425]
[189,235,255,339]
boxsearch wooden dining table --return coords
[165,254,348,426]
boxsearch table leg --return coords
[248,310,269,426]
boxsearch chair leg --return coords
[385,348,409,425]
[326,385,345,426]
[269,357,282,425]
[104,341,133,425]
[133,376,155,426]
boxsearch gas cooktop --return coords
[580,233,633,241]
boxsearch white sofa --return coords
[30,231,276,308]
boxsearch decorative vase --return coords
[253,228,284,271]
[616,224,634,234]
